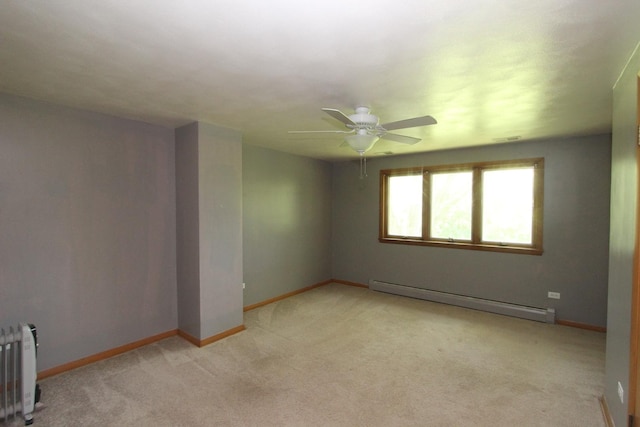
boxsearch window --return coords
[379,158,543,255]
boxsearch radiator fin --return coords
[1,323,38,425]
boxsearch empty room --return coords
[1,1,640,426]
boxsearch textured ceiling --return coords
[1,1,639,160]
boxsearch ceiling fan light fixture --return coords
[344,133,379,154]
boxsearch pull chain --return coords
[359,153,368,179]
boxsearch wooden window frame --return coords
[379,158,544,255]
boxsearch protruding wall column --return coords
[175,122,244,344]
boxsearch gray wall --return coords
[242,144,332,306]
[332,135,611,327]
[0,94,177,371]
[604,48,639,426]
[176,122,244,340]
[198,122,243,338]
[175,123,201,338]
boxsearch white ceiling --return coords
[1,1,639,161]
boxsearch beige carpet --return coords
[17,283,605,426]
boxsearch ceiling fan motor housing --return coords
[349,106,379,130]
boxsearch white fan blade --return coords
[380,132,421,145]
[380,115,437,131]
[322,108,356,126]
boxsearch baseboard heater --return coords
[369,280,555,324]
[0,324,41,425]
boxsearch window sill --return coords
[379,237,543,256]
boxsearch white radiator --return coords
[0,324,40,426]
[369,280,556,324]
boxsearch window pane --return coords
[431,171,472,240]
[387,175,422,237]
[482,168,534,244]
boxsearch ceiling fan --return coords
[289,106,437,155]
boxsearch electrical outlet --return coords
[242,282,245,289]
[618,381,624,404]
[547,291,560,299]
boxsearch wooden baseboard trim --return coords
[177,329,201,346]
[243,279,333,312]
[599,395,615,427]
[557,319,606,333]
[178,325,246,348]
[37,329,178,380]
[200,325,245,346]
[332,279,369,289]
